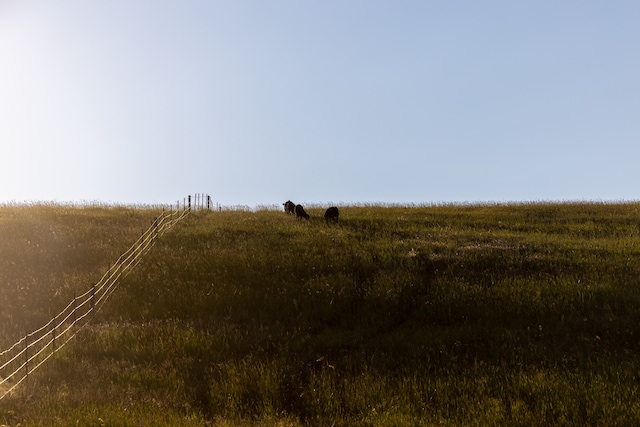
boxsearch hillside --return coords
[2,203,640,426]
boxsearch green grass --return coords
[2,202,640,425]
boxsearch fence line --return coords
[0,194,211,400]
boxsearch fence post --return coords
[24,330,28,386]
[73,292,77,326]
[0,198,204,401]
[207,195,211,210]
[154,216,159,239]
[91,283,96,315]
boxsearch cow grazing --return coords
[295,204,310,220]
[283,200,296,214]
[324,206,339,224]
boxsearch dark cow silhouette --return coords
[295,204,310,220]
[324,206,339,223]
[283,200,295,214]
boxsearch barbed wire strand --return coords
[0,194,208,400]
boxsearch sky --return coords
[1,1,639,207]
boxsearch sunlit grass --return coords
[2,202,640,425]
[0,204,166,341]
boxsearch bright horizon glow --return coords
[2,2,640,207]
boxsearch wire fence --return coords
[0,194,211,400]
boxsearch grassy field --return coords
[2,202,640,425]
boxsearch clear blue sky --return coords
[2,1,639,206]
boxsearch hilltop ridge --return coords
[2,203,640,425]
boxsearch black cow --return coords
[283,200,296,214]
[324,206,339,223]
[295,204,310,220]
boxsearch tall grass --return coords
[0,204,165,341]
[2,203,640,425]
